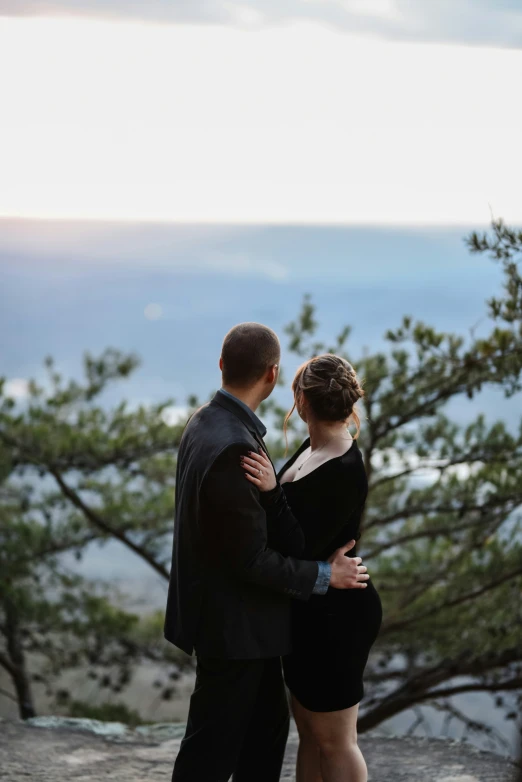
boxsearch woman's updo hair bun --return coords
[328,376,343,392]
[285,354,364,441]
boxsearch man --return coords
[164,322,369,782]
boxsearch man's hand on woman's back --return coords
[328,540,369,589]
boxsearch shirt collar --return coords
[217,388,267,439]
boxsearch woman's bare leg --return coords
[292,696,367,782]
[292,696,323,782]
[296,737,322,782]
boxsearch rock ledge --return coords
[0,717,517,781]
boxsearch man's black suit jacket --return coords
[164,390,319,658]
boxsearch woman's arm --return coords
[262,483,306,557]
[241,449,305,557]
[243,450,365,561]
[240,449,369,591]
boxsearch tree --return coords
[0,220,521,747]
[0,468,145,719]
[270,219,522,749]
[0,352,190,718]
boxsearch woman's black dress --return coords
[268,437,382,712]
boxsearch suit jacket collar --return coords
[212,389,267,440]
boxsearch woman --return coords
[242,354,382,782]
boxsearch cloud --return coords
[4,378,30,399]
[1,0,522,47]
[0,219,289,281]
[161,405,189,426]
[203,251,288,281]
[1,19,521,226]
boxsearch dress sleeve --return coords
[260,483,306,557]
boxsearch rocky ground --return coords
[0,717,518,781]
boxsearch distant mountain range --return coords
[1,218,518,427]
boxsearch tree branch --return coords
[0,651,18,677]
[49,469,170,581]
[358,646,522,732]
[422,677,522,701]
[9,533,99,570]
[365,516,493,559]
[371,343,522,445]
[365,492,520,531]
[382,564,522,636]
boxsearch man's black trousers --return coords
[171,656,290,782]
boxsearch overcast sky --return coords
[1,1,521,224]
[2,0,522,48]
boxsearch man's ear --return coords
[267,363,279,384]
[219,356,223,371]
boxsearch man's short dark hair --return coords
[221,322,280,387]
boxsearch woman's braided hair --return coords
[284,354,364,446]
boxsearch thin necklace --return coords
[297,442,327,472]
[296,433,352,472]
